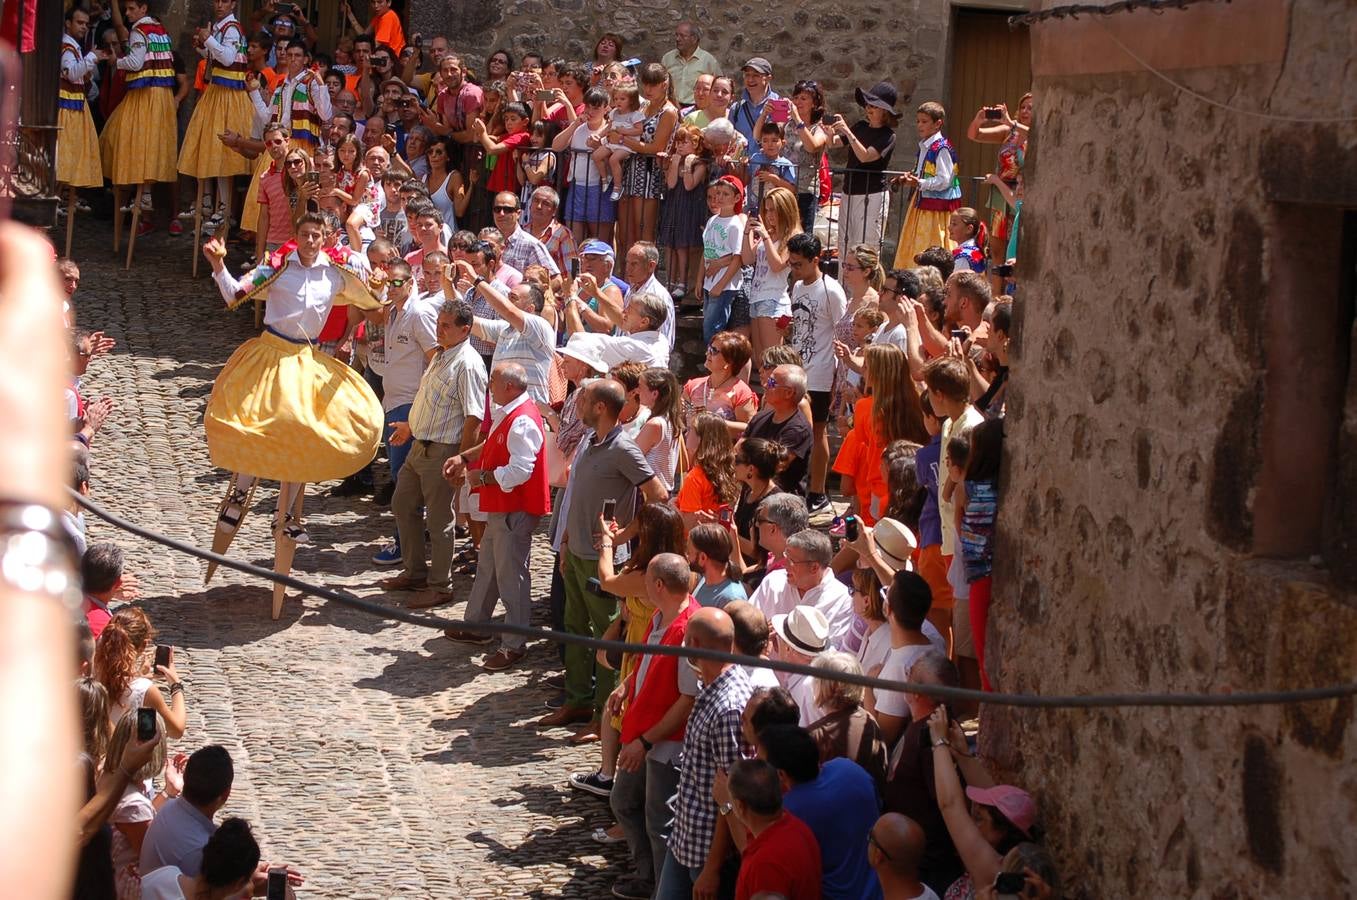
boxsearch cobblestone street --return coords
[72,220,623,898]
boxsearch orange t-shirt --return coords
[371,9,405,56]
[831,396,888,524]
[676,466,721,515]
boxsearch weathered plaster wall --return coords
[986,2,1357,896]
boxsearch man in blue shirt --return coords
[728,57,780,148]
[759,724,883,900]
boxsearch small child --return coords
[948,206,987,275]
[593,83,643,201]
[474,99,530,196]
[744,122,796,216]
[700,175,746,343]
[956,417,1002,691]
[657,124,710,301]
[517,119,559,213]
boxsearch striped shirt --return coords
[476,314,556,405]
[501,225,560,277]
[668,665,753,868]
[407,340,488,445]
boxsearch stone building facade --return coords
[987,0,1357,896]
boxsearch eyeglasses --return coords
[286,159,305,166]
[867,830,892,861]
[386,278,408,287]
[755,517,772,526]
[763,377,780,390]
[492,205,519,214]
[880,287,901,297]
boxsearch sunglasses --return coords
[386,278,408,287]
[763,377,780,390]
[492,205,519,214]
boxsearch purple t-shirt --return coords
[916,433,942,548]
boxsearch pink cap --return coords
[965,785,1037,836]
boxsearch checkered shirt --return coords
[668,665,753,868]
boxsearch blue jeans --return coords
[656,845,738,900]
[383,403,413,543]
[702,288,738,344]
[797,190,817,234]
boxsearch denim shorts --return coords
[749,296,791,319]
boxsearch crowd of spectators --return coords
[56,1,1045,896]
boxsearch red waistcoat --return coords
[620,599,699,745]
[475,397,551,516]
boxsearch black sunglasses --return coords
[492,204,519,214]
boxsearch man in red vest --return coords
[605,552,700,900]
[443,361,550,671]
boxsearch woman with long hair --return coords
[332,133,374,208]
[424,137,473,230]
[78,676,112,766]
[105,709,169,897]
[743,185,800,368]
[832,344,925,524]
[676,412,740,530]
[732,437,786,578]
[592,32,625,68]
[829,243,887,423]
[634,367,682,495]
[614,63,679,251]
[93,608,186,739]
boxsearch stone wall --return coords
[407,0,950,116]
[985,1,1357,897]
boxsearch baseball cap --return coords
[715,174,745,207]
[579,239,615,261]
[742,57,772,76]
[965,785,1037,837]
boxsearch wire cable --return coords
[72,490,1357,710]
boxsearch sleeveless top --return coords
[959,479,997,582]
[916,135,962,211]
[429,169,458,228]
[642,416,679,493]
[124,18,176,91]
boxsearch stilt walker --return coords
[893,103,962,270]
[98,0,179,268]
[200,213,386,618]
[178,0,255,259]
[57,8,107,257]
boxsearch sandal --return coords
[281,514,310,544]
[217,488,249,531]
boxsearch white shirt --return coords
[914,133,955,193]
[748,568,854,648]
[625,273,676,347]
[486,393,545,492]
[476,314,556,405]
[596,329,670,368]
[789,275,848,392]
[138,866,190,900]
[116,17,156,71]
[939,405,985,555]
[857,623,892,675]
[875,321,909,354]
[61,35,97,83]
[213,252,351,341]
[874,642,935,718]
[744,661,782,691]
[250,68,333,131]
[201,14,244,67]
[376,294,439,410]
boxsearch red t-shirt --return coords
[735,812,822,900]
[487,129,531,194]
[84,597,112,640]
[258,166,293,247]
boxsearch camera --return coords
[984,106,1003,121]
[569,257,580,279]
[951,328,967,342]
[266,868,288,900]
[993,871,1026,896]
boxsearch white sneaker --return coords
[120,196,153,214]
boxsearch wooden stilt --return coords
[65,186,77,257]
[192,178,204,278]
[271,484,305,620]
[204,474,259,585]
[112,185,123,255]
[125,185,142,270]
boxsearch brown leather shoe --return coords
[380,573,428,592]
[443,628,494,645]
[481,647,526,671]
[538,705,593,728]
[406,589,454,609]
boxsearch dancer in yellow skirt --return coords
[178,0,256,228]
[201,212,386,614]
[99,0,179,234]
[58,8,105,192]
[893,101,962,270]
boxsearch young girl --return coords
[851,566,891,678]
[676,412,740,529]
[332,133,374,210]
[634,367,682,495]
[956,417,1001,691]
[743,185,799,368]
[517,119,559,214]
[657,124,710,302]
[830,303,886,434]
[893,100,962,268]
[594,83,644,201]
[832,344,925,524]
[948,206,987,275]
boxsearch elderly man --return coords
[743,364,814,495]
[657,606,751,900]
[623,241,676,347]
[526,186,578,278]
[491,191,560,279]
[869,814,939,900]
[752,493,808,575]
[750,529,853,646]
[571,238,628,332]
[606,553,700,900]
[566,292,670,368]
[661,22,721,107]
[443,362,550,670]
[541,379,667,733]
[385,298,486,606]
[452,263,557,405]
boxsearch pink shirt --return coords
[258,166,293,248]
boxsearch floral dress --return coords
[990,126,1025,243]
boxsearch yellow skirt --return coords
[609,595,656,730]
[99,87,178,185]
[178,85,256,178]
[57,105,103,188]
[206,331,383,484]
[240,139,311,232]
[893,206,955,270]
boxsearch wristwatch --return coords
[638,735,653,752]
[718,802,734,816]
[474,276,487,287]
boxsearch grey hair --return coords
[908,650,961,689]
[409,125,434,143]
[775,364,807,401]
[439,297,475,327]
[630,293,669,330]
[632,241,660,266]
[811,650,864,710]
[493,361,528,391]
[648,552,691,593]
[786,529,832,567]
[532,185,561,209]
[679,21,703,42]
[518,282,546,313]
[703,117,738,146]
[758,493,808,537]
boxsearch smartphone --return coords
[154,645,171,670]
[768,98,790,124]
[304,171,321,185]
[266,867,288,900]
[844,515,859,542]
[535,89,555,102]
[984,106,1003,121]
[827,113,843,127]
[601,499,617,521]
[137,707,157,741]
[951,329,967,342]
[718,504,732,524]
[996,263,1014,278]
[586,576,609,598]
[993,871,1026,895]
[569,257,580,279]
[385,121,398,135]
[413,33,423,49]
